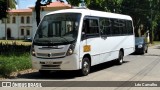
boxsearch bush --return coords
[0,53,31,77]
[0,42,31,56]
[0,42,32,77]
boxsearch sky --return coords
[17,0,67,9]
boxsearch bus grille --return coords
[36,52,65,58]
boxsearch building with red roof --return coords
[0,1,71,39]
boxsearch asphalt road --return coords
[1,45,160,90]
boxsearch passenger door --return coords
[80,17,101,66]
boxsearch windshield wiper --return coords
[37,32,48,38]
[56,36,70,44]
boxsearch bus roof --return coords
[46,9,132,20]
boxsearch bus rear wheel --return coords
[116,51,124,65]
[80,57,91,76]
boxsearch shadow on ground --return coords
[15,60,129,80]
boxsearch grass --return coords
[0,53,32,77]
[0,40,32,45]
[0,40,32,77]
[153,41,160,45]
[149,41,160,47]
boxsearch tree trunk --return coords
[36,10,40,26]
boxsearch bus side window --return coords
[82,19,89,34]
[82,18,99,38]
[126,20,133,35]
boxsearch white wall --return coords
[0,24,5,39]
[0,15,32,39]
[0,9,62,40]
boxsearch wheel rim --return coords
[119,56,123,63]
[119,52,123,63]
[83,61,89,74]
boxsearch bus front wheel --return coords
[80,57,91,76]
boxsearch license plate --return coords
[45,62,53,65]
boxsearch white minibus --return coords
[31,9,135,76]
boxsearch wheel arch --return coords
[120,48,124,56]
[83,54,91,65]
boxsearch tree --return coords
[35,0,52,26]
[0,0,16,40]
[66,0,80,7]
[67,0,160,42]
[0,0,7,19]
[121,0,160,43]
[0,0,16,19]
[66,0,122,12]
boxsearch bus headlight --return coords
[66,44,75,56]
[138,45,143,48]
[32,49,36,56]
[31,46,36,56]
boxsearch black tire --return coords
[142,49,145,55]
[116,51,124,65]
[39,70,51,76]
[80,57,91,76]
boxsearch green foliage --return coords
[0,0,8,19]
[66,0,80,6]
[8,0,16,9]
[0,42,31,56]
[67,0,160,41]
[0,42,31,77]
[0,53,31,77]
[0,0,16,19]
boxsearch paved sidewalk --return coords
[147,44,160,56]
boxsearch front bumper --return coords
[31,54,80,70]
[135,46,144,53]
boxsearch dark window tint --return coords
[27,30,30,35]
[21,29,24,35]
[82,18,99,36]
[21,17,24,23]
[27,16,30,24]
[126,21,133,34]
[119,19,126,34]
[99,18,112,36]
[111,19,120,35]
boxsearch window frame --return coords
[99,17,112,37]
[82,16,100,38]
[21,16,24,24]
[12,16,16,24]
[21,29,24,36]
[26,16,30,24]
[26,29,30,36]
[99,17,133,37]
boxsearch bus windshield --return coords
[34,13,81,45]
